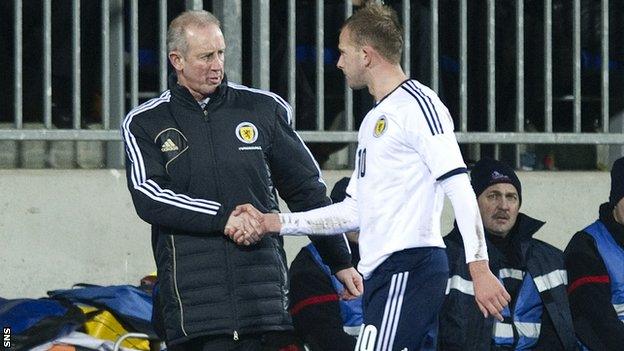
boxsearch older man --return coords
[565,157,624,350]
[439,158,577,350]
[121,10,360,350]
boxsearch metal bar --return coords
[459,0,467,132]
[487,0,495,132]
[430,0,438,92]
[111,0,125,119]
[402,0,410,78]
[0,130,144,141]
[345,0,353,131]
[455,132,624,145]
[573,0,581,133]
[130,0,139,108]
[106,0,126,168]
[515,0,524,169]
[516,0,524,133]
[294,132,624,144]
[316,0,324,130]
[215,0,242,84]
[14,0,23,129]
[185,0,202,10]
[14,0,24,167]
[601,0,609,133]
[288,0,296,128]
[2,130,624,145]
[544,0,553,132]
[159,0,167,92]
[101,0,110,130]
[43,0,52,129]
[252,0,270,90]
[72,0,81,129]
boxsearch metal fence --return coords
[1,0,623,169]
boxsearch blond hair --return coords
[343,3,403,64]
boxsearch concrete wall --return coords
[0,170,610,298]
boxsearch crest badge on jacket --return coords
[236,122,259,144]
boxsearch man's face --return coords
[614,197,624,225]
[336,28,367,90]
[477,183,520,238]
[169,23,225,100]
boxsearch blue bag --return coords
[48,284,155,336]
[0,297,85,350]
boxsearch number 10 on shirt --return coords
[358,148,367,178]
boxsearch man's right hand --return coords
[224,204,281,245]
[224,204,264,246]
[468,260,511,321]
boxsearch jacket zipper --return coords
[223,239,240,341]
[170,235,188,336]
[204,106,240,341]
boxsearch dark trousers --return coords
[168,331,304,351]
[356,247,449,351]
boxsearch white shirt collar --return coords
[199,97,210,109]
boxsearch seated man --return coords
[288,177,363,351]
[439,158,577,350]
[565,157,624,350]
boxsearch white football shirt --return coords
[280,79,487,278]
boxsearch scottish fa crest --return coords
[235,122,258,144]
[373,116,387,137]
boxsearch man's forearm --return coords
[274,198,359,236]
[264,213,282,232]
[279,213,354,236]
[440,174,488,262]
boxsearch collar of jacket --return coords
[599,202,624,248]
[167,72,229,110]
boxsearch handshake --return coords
[224,204,281,246]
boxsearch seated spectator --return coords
[564,157,624,350]
[439,158,577,350]
[288,177,362,351]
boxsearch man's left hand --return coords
[335,267,364,300]
[469,260,511,321]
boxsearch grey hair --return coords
[167,10,221,55]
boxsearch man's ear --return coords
[361,45,374,67]
[169,51,184,71]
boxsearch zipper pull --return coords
[233,330,239,341]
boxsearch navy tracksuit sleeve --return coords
[268,104,352,272]
[564,232,624,350]
[122,116,231,234]
[289,249,357,350]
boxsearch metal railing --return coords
[1,0,622,169]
